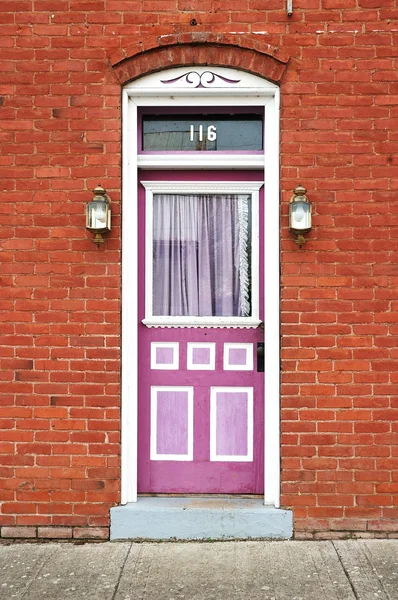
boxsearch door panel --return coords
[137,170,264,494]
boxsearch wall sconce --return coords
[86,184,111,247]
[289,185,312,248]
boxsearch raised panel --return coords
[150,387,193,461]
[150,342,179,370]
[210,387,253,462]
[187,342,215,370]
[223,343,253,371]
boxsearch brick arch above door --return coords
[109,32,290,85]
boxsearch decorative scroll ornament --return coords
[161,70,241,88]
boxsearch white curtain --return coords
[152,194,251,317]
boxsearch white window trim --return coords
[137,154,264,170]
[121,66,281,507]
[142,180,261,329]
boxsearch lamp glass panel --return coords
[290,201,311,231]
[87,201,108,231]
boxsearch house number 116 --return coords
[190,125,217,142]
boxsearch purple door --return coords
[137,171,264,494]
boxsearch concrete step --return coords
[110,496,293,540]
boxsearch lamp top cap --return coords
[93,184,106,196]
[293,184,307,197]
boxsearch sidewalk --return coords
[1,539,397,599]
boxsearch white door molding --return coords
[121,66,281,507]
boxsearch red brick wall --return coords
[1,0,397,540]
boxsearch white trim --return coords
[138,154,264,170]
[263,89,281,507]
[142,317,261,329]
[125,67,279,91]
[150,342,179,370]
[130,94,275,106]
[143,181,261,328]
[121,95,138,505]
[223,343,254,371]
[150,386,194,461]
[187,342,216,370]
[144,186,154,323]
[210,387,253,462]
[121,66,281,507]
[141,181,263,193]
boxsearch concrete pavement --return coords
[0,539,398,599]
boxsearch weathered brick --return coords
[1,526,36,538]
[73,527,109,540]
[38,527,73,539]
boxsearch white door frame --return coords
[121,66,281,506]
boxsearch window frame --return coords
[121,66,281,508]
[142,180,262,329]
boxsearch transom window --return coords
[142,115,263,152]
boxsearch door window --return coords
[152,193,251,317]
[142,180,261,329]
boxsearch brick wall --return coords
[1,0,397,539]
